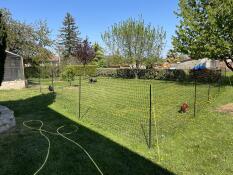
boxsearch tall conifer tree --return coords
[59,13,80,61]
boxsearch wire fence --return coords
[26,66,226,150]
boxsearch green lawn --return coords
[0,77,233,175]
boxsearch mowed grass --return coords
[0,77,233,175]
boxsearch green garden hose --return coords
[23,120,103,175]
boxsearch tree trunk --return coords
[224,59,233,71]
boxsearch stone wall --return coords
[0,80,26,90]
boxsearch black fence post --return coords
[208,83,211,101]
[39,66,42,93]
[218,70,221,93]
[51,65,54,92]
[149,84,152,148]
[78,75,81,118]
[194,78,197,117]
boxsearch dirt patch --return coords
[216,103,233,115]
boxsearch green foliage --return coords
[0,8,53,65]
[102,17,166,70]
[105,54,124,67]
[62,65,97,77]
[173,0,233,71]
[0,11,7,85]
[61,66,76,86]
[96,68,221,82]
[93,42,104,63]
[96,68,117,77]
[25,65,60,79]
[58,12,80,61]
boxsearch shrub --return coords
[62,65,97,76]
[96,68,222,83]
[25,65,60,79]
[61,66,76,86]
[96,68,117,77]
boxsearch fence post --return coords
[194,78,197,117]
[218,70,221,93]
[208,83,211,101]
[51,65,54,92]
[149,84,152,148]
[78,75,81,118]
[39,66,42,93]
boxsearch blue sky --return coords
[0,0,179,56]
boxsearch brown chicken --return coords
[179,103,189,113]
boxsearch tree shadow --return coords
[0,93,175,175]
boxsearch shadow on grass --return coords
[0,93,175,175]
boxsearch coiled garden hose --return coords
[23,120,103,175]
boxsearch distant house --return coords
[171,58,220,70]
[0,51,25,89]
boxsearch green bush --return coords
[96,68,118,77]
[63,65,97,76]
[25,65,60,79]
[61,66,76,86]
[96,68,222,82]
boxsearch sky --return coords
[0,0,179,56]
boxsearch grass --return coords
[0,77,233,174]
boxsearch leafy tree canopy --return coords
[102,17,166,69]
[0,8,53,65]
[173,0,233,71]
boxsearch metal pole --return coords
[208,83,211,101]
[194,78,197,117]
[39,66,42,93]
[51,65,54,92]
[79,75,81,118]
[218,70,221,93]
[149,84,152,148]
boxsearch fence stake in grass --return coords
[208,83,211,101]
[39,67,42,93]
[149,84,152,148]
[194,78,197,117]
[78,75,81,118]
[51,65,54,92]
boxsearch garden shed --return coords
[0,51,25,89]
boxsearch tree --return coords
[93,42,104,62]
[33,20,53,64]
[102,17,166,78]
[59,13,80,61]
[0,8,53,65]
[0,12,7,85]
[61,66,76,86]
[74,38,95,68]
[173,0,233,71]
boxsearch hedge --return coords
[96,68,222,83]
[25,65,97,78]
[25,65,60,79]
[64,65,97,76]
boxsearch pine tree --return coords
[0,12,7,85]
[59,13,80,62]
